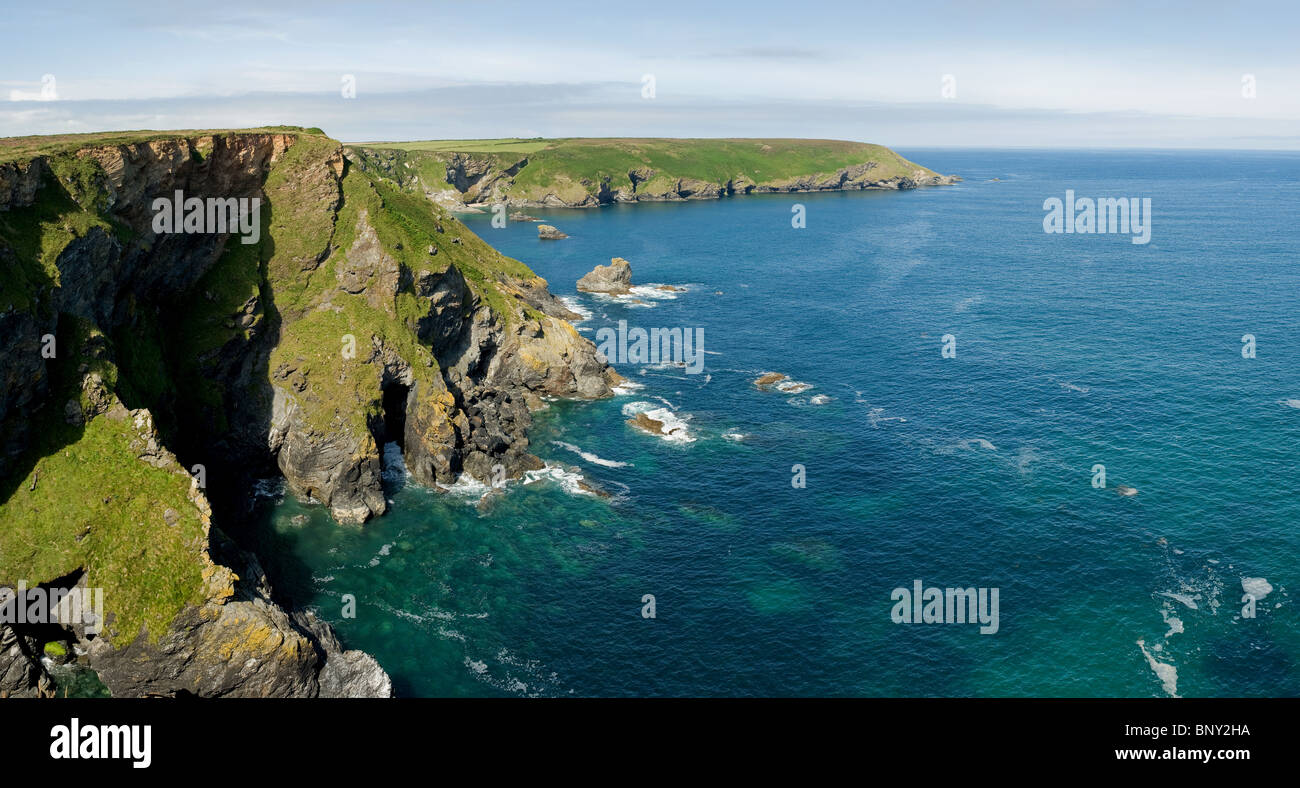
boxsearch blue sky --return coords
[2,0,1297,148]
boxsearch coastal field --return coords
[0,126,328,163]
[349,137,946,207]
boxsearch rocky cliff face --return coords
[0,128,617,697]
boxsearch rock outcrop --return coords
[577,257,634,294]
[537,224,567,240]
[0,127,618,697]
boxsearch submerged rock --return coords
[627,411,666,434]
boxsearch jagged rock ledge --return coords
[0,128,621,697]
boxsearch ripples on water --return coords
[251,150,1300,697]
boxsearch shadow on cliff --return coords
[121,196,322,610]
[0,177,86,504]
[0,318,87,507]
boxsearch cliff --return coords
[0,127,618,697]
[346,137,959,209]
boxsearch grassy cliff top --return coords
[358,136,938,180]
[350,137,943,206]
[0,126,329,163]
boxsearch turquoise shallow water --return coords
[250,149,1300,697]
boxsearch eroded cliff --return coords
[0,127,618,697]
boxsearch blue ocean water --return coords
[252,149,1300,697]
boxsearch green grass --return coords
[0,163,116,312]
[0,126,329,164]
[350,137,941,206]
[0,128,344,649]
[360,138,550,154]
[509,138,932,192]
[0,126,560,653]
[0,318,207,647]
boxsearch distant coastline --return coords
[345,137,960,210]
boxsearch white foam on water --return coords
[722,431,748,441]
[524,463,597,496]
[551,440,631,468]
[558,296,593,322]
[437,472,494,503]
[958,438,997,451]
[364,541,395,568]
[1161,607,1184,638]
[612,380,645,395]
[1058,381,1090,394]
[1242,577,1273,599]
[1016,447,1038,474]
[628,284,685,301]
[1281,399,1300,409]
[621,401,695,443]
[810,394,832,405]
[458,646,568,697]
[774,379,813,394]
[1159,591,1199,610]
[1137,639,1179,697]
[381,442,408,484]
[252,477,285,500]
[864,404,907,428]
[591,287,678,308]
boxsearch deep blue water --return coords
[254,149,1300,697]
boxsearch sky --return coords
[2,0,1297,148]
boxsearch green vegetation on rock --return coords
[0,318,207,647]
[354,137,949,208]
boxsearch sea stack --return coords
[538,224,568,239]
[577,257,634,294]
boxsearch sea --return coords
[248,149,1300,697]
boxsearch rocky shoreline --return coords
[0,129,620,697]
[345,142,960,212]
